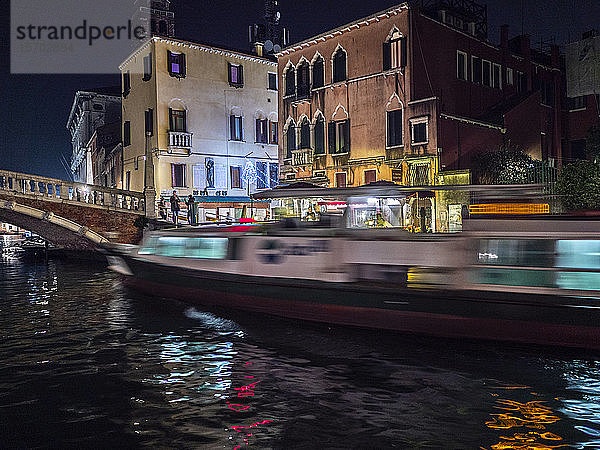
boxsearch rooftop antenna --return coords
[520,0,524,36]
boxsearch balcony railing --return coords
[168,131,193,152]
[292,148,314,166]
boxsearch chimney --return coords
[500,24,509,50]
[551,44,560,68]
[520,34,531,60]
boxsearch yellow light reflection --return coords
[482,396,566,450]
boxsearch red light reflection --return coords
[226,361,273,449]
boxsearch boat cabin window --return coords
[142,236,229,259]
[473,239,556,288]
[556,240,600,291]
[138,236,159,255]
[477,239,555,268]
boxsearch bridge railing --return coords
[0,170,145,214]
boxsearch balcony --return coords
[292,148,313,167]
[168,131,193,155]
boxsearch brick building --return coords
[276,0,599,193]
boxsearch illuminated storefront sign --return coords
[469,203,550,215]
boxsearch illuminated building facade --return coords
[276,0,599,230]
[119,37,278,221]
[66,88,122,184]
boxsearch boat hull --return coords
[120,255,600,351]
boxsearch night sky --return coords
[0,0,598,179]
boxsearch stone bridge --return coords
[0,170,147,249]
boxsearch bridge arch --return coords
[0,200,109,249]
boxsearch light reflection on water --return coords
[1,253,600,448]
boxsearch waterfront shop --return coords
[160,192,271,225]
[254,181,472,232]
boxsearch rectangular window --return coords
[228,63,244,87]
[517,71,526,93]
[145,108,154,136]
[269,121,278,144]
[125,171,131,191]
[493,63,502,88]
[337,120,350,153]
[230,115,243,141]
[256,119,268,143]
[457,51,467,80]
[123,121,131,147]
[482,60,491,86]
[335,172,347,188]
[506,67,514,86]
[410,117,428,145]
[269,163,279,188]
[472,56,482,84]
[268,72,277,90]
[122,71,131,97]
[387,109,403,147]
[169,109,186,132]
[230,166,241,188]
[314,119,325,154]
[171,163,186,187]
[256,161,268,189]
[569,96,587,111]
[143,53,152,81]
[167,51,186,78]
[328,122,336,153]
[384,36,407,70]
[326,120,350,153]
[364,169,377,185]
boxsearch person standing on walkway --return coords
[170,190,180,226]
[186,194,196,226]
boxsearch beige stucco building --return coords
[119,36,279,220]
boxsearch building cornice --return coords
[66,91,120,130]
[277,3,409,57]
[119,37,277,70]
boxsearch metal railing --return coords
[0,169,145,213]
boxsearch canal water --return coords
[2,237,600,449]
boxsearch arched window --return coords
[314,114,325,154]
[312,55,324,89]
[386,94,403,147]
[297,61,310,98]
[300,117,311,149]
[285,66,296,96]
[285,122,296,158]
[332,47,347,83]
[383,29,406,70]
